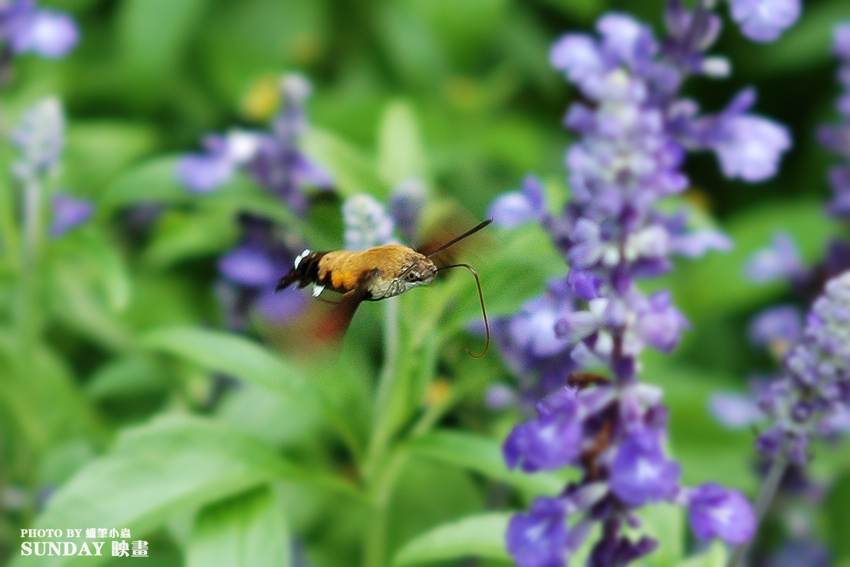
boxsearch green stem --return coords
[362,298,402,567]
[726,452,788,567]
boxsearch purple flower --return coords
[176,131,261,193]
[748,305,803,350]
[177,75,332,213]
[755,272,850,464]
[709,391,764,429]
[496,5,787,563]
[729,0,800,43]
[506,497,568,567]
[509,285,575,358]
[504,387,582,472]
[745,232,804,283]
[687,483,755,545]
[609,429,681,506]
[1,1,78,59]
[488,176,546,228]
[49,193,93,238]
[632,290,689,353]
[389,179,426,243]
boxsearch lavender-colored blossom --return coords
[488,176,546,228]
[686,483,756,544]
[755,271,850,465]
[609,429,681,506]
[217,215,304,328]
[506,497,568,567]
[748,305,803,350]
[177,131,260,193]
[495,4,779,564]
[745,232,804,283]
[503,387,582,472]
[0,0,78,60]
[709,391,764,429]
[729,0,800,43]
[177,74,332,213]
[49,193,92,238]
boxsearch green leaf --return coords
[637,504,685,567]
[188,487,290,567]
[378,100,428,187]
[302,127,386,199]
[64,121,159,190]
[676,541,727,567]
[98,156,189,212]
[142,208,239,269]
[393,512,511,565]
[403,430,565,499]
[64,230,132,311]
[11,416,336,567]
[824,471,850,563]
[140,327,311,403]
[117,0,207,93]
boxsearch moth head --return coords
[397,254,438,290]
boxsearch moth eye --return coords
[406,271,419,282]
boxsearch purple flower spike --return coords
[610,429,681,506]
[504,387,582,472]
[730,0,801,43]
[506,497,568,567]
[687,483,755,544]
[49,193,93,238]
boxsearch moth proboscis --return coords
[275,219,493,357]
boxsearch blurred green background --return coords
[3,0,850,566]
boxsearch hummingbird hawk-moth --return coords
[275,219,492,356]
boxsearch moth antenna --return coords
[426,219,493,259]
[437,263,489,358]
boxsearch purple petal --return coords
[834,23,850,59]
[730,0,800,43]
[748,305,803,348]
[506,497,568,567]
[745,232,802,282]
[176,153,235,193]
[49,193,93,238]
[218,244,280,287]
[713,114,791,182]
[504,388,582,472]
[709,392,764,428]
[610,429,681,506]
[9,9,79,58]
[253,286,307,323]
[489,192,537,228]
[555,311,600,343]
[687,483,755,544]
[509,294,572,357]
[550,34,605,85]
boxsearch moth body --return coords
[276,245,437,301]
